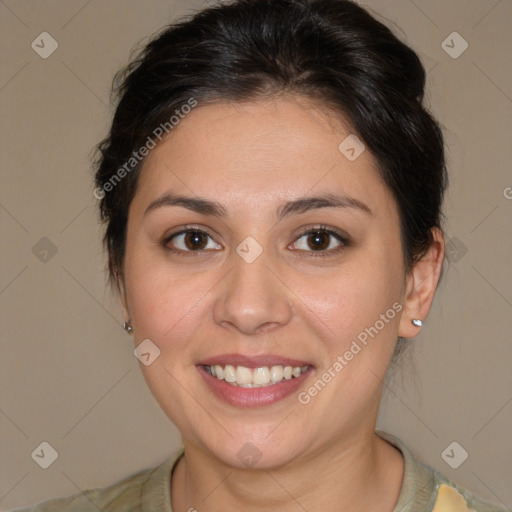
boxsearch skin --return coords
[118,96,445,511]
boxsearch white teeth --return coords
[253,367,271,385]
[224,365,236,383]
[214,365,224,380]
[205,364,308,387]
[235,366,252,385]
[270,365,284,383]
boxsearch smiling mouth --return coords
[202,364,311,388]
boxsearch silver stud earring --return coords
[411,319,423,327]
[122,321,133,334]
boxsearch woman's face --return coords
[121,97,409,468]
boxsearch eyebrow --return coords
[143,191,373,220]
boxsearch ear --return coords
[116,269,130,323]
[398,227,445,338]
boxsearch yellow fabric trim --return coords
[432,484,476,512]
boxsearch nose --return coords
[212,249,293,335]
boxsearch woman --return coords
[14,0,507,510]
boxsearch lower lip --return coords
[197,366,313,407]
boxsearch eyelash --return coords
[293,225,350,258]
[162,224,350,259]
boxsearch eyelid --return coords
[162,224,222,257]
[290,224,350,256]
[162,224,218,244]
[293,224,349,243]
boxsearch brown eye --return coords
[290,226,349,257]
[184,231,208,250]
[164,229,222,253]
[305,231,331,251]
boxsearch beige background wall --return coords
[1,0,511,509]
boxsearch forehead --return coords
[132,98,395,219]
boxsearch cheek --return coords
[123,245,211,351]
[297,251,403,346]
[129,274,207,344]
[124,252,211,426]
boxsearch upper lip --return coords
[197,353,314,368]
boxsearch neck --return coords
[171,428,404,512]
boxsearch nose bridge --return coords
[212,244,293,334]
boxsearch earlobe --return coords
[119,283,133,334]
[398,228,445,339]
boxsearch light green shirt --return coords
[12,431,507,511]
